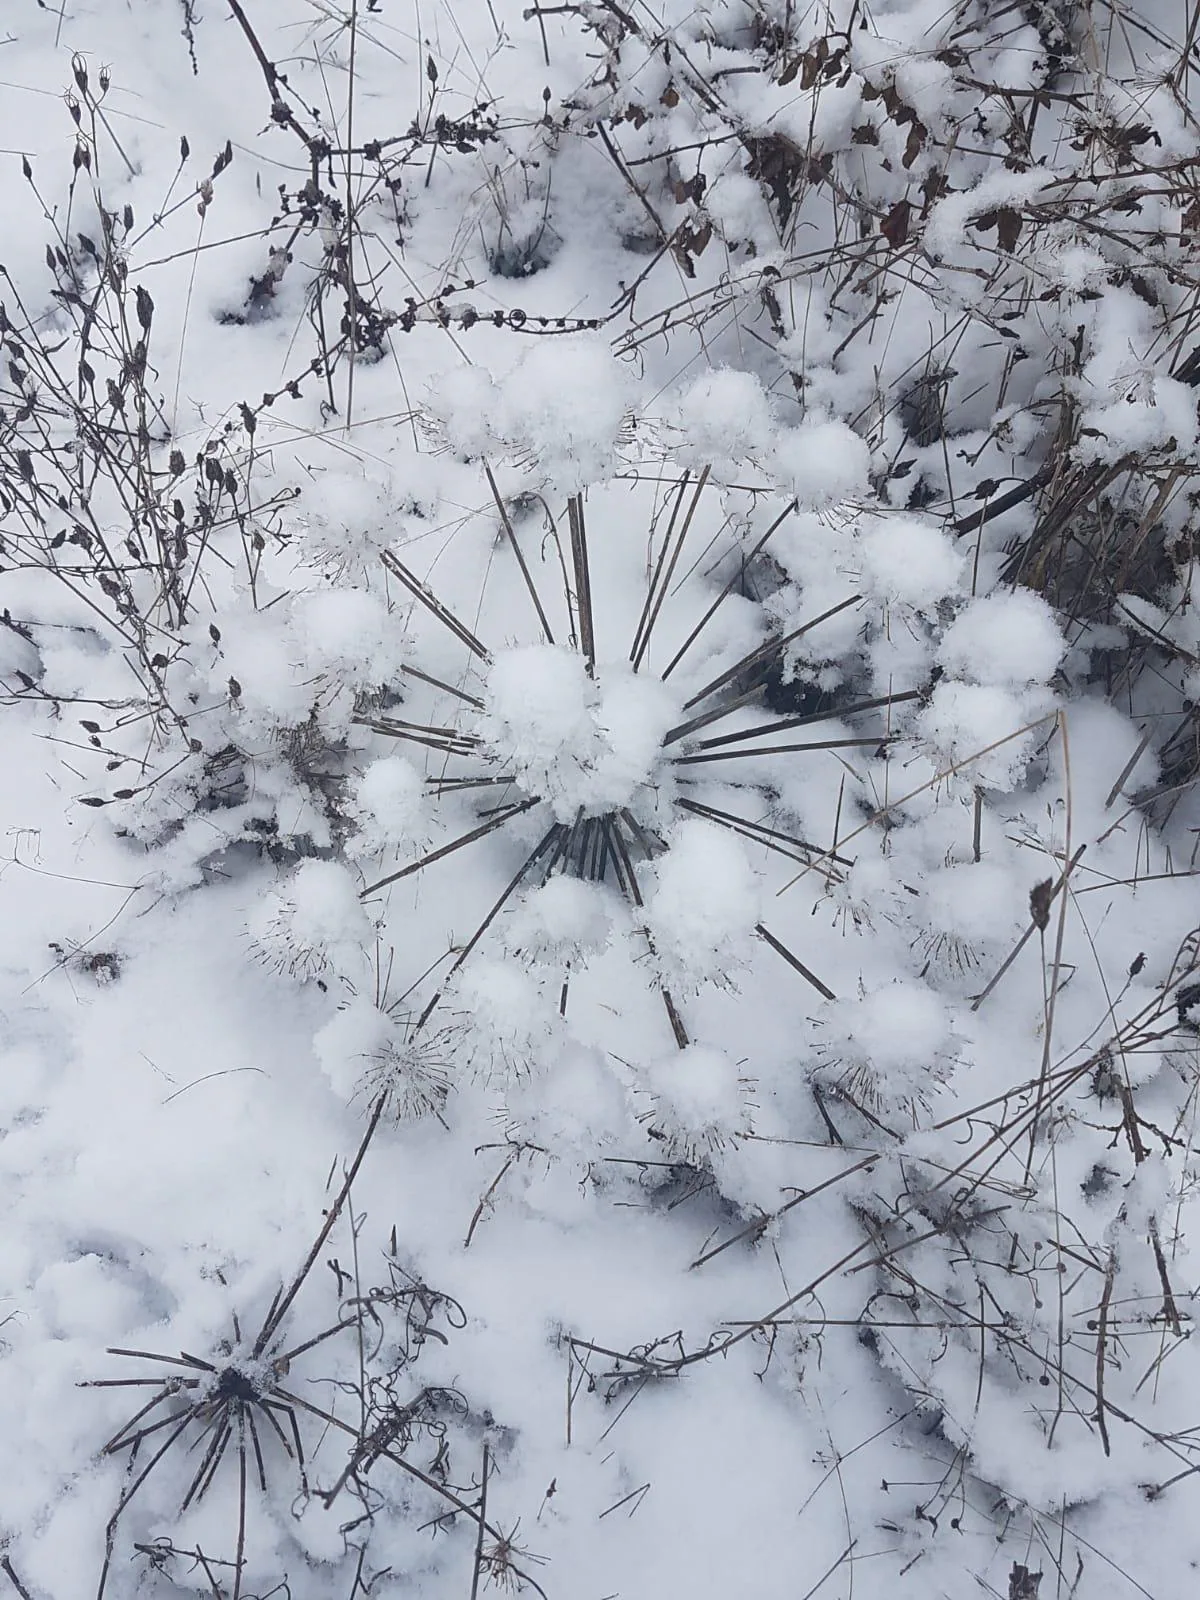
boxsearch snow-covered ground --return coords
[1,2,1199,1597]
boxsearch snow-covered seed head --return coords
[448,957,564,1085]
[812,981,957,1120]
[358,1026,453,1122]
[642,1045,754,1166]
[247,859,374,983]
[501,876,613,967]
[477,644,680,828]
[502,1042,629,1157]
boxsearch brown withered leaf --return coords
[996,207,1023,252]
[880,200,911,249]
[1030,878,1054,932]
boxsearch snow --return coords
[642,1045,752,1164]
[858,514,964,613]
[662,368,774,469]
[814,980,957,1116]
[642,821,762,992]
[502,876,613,966]
[345,754,431,856]
[917,679,1052,791]
[769,418,872,507]
[247,859,375,984]
[429,336,632,492]
[478,645,680,823]
[939,588,1065,687]
[3,3,1200,1599]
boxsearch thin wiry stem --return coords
[381,548,490,661]
[415,823,563,1029]
[245,1405,269,1493]
[254,1091,390,1357]
[675,593,863,718]
[106,1391,204,1453]
[661,497,797,680]
[398,661,485,709]
[631,467,711,672]
[232,1417,248,1600]
[360,716,479,758]
[677,795,852,871]
[98,1410,196,1599]
[98,1387,184,1456]
[567,494,596,673]
[629,470,691,668]
[682,689,922,754]
[605,815,690,1047]
[426,774,517,795]
[756,922,836,1001]
[181,1411,232,1512]
[359,798,540,898]
[105,1348,214,1372]
[470,1442,490,1600]
[486,463,555,643]
[674,735,885,766]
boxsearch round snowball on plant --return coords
[247,859,374,984]
[917,680,1050,792]
[822,852,907,935]
[703,169,773,246]
[769,419,871,507]
[355,1019,453,1123]
[424,364,502,460]
[207,603,311,739]
[857,515,964,614]
[664,368,773,469]
[291,468,400,578]
[345,755,430,857]
[502,877,612,967]
[493,336,632,492]
[503,1042,628,1157]
[813,980,957,1117]
[313,997,392,1099]
[939,590,1065,687]
[915,860,1026,986]
[448,957,562,1085]
[477,645,679,824]
[293,586,406,690]
[643,821,761,992]
[642,1045,753,1165]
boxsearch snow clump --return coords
[643,821,761,992]
[345,755,431,857]
[813,980,957,1118]
[857,515,964,614]
[504,1042,630,1159]
[938,590,1065,687]
[917,589,1064,791]
[448,957,563,1084]
[427,336,631,491]
[248,860,375,984]
[478,645,679,824]
[502,877,612,966]
[642,1045,754,1164]
[662,368,774,470]
[769,418,871,507]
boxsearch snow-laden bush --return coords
[3,3,1200,1599]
